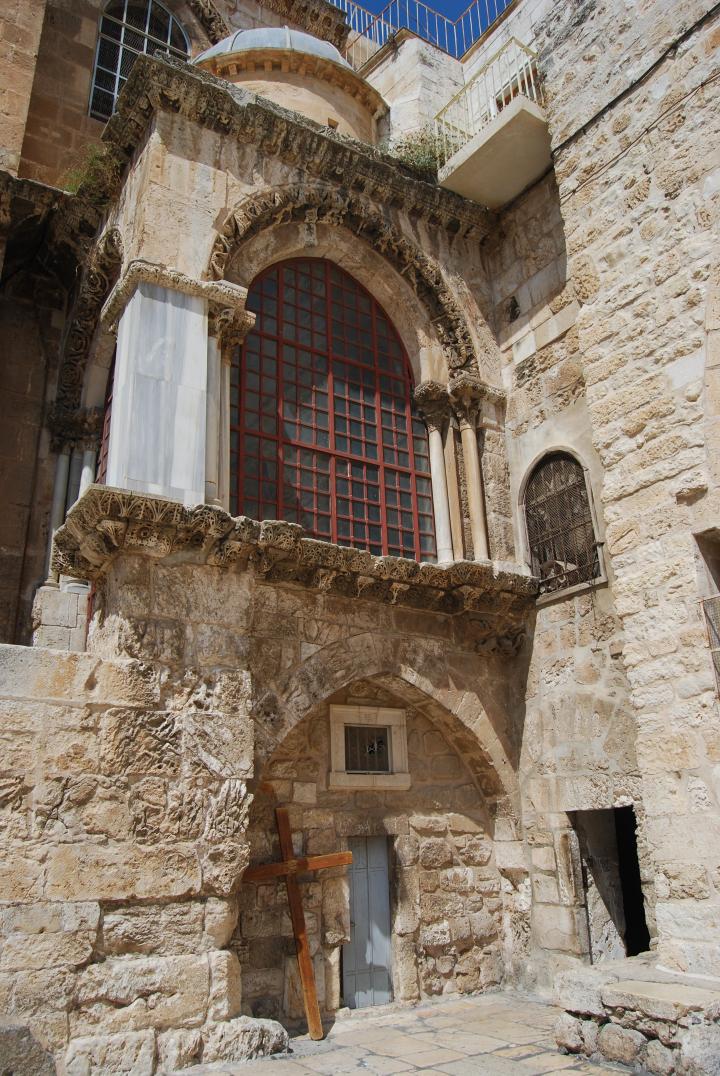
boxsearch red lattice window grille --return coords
[95,354,115,484]
[230,259,436,561]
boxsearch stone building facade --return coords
[0,0,719,1072]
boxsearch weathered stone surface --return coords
[554,1012,584,1053]
[65,1030,156,1076]
[0,1024,56,1076]
[597,1022,645,1064]
[677,1022,720,1075]
[201,1015,289,1062]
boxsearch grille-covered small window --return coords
[344,725,390,773]
[525,452,599,594]
[89,1,189,122]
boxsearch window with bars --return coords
[90,0,189,122]
[524,452,600,595]
[344,725,390,774]
[231,259,436,561]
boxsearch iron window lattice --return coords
[231,259,436,561]
[702,595,720,692]
[90,0,189,122]
[524,452,600,594]
[344,725,391,774]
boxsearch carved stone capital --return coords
[413,381,450,433]
[100,260,253,335]
[208,303,256,348]
[450,371,507,429]
[47,406,104,453]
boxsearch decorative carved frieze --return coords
[53,486,537,653]
[57,227,123,415]
[100,259,255,344]
[210,185,477,371]
[259,0,351,49]
[186,0,229,43]
[449,370,506,431]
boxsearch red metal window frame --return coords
[230,258,436,561]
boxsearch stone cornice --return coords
[104,55,493,239]
[54,487,537,653]
[100,259,256,345]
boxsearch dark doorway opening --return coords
[573,805,650,962]
[614,805,651,956]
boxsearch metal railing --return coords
[336,0,517,68]
[702,594,720,692]
[434,37,542,167]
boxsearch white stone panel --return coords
[106,283,207,506]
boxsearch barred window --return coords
[231,258,436,561]
[90,1,189,122]
[524,452,600,595]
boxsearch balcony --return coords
[435,38,551,208]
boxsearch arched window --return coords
[90,1,189,122]
[524,451,600,594]
[231,259,436,561]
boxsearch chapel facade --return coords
[0,0,719,1072]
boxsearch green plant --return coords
[381,125,442,181]
[60,142,121,203]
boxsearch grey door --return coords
[343,836,392,1009]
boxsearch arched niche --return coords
[238,674,520,1023]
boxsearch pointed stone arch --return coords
[208,184,497,378]
[250,630,520,818]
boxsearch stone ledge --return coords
[52,487,537,651]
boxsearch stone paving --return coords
[182,993,628,1075]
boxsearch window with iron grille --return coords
[231,259,436,561]
[702,595,720,693]
[344,725,390,773]
[90,1,189,122]
[524,452,600,595]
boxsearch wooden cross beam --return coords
[243,806,352,1040]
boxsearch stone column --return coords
[414,381,453,564]
[219,352,232,512]
[105,282,208,505]
[205,335,222,505]
[207,302,255,512]
[79,446,97,497]
[43,445,71,586]
[450,374,490,562]
[99,262,254,509]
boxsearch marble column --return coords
[218,352,231,513]
[414,381,453,565]
[451,377,490,562]
[79,446,97,497]
[105,283,208,506]
[205,335,222,506]
[44,445,71,585]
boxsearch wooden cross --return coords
[243,806,353,1040]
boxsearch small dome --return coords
[193,26,351,70]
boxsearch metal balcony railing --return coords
[702,594,720,691]
[334,0,517,69]
[434,37,542,167]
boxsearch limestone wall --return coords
[534,0,720,975]
[0,0,46,175]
